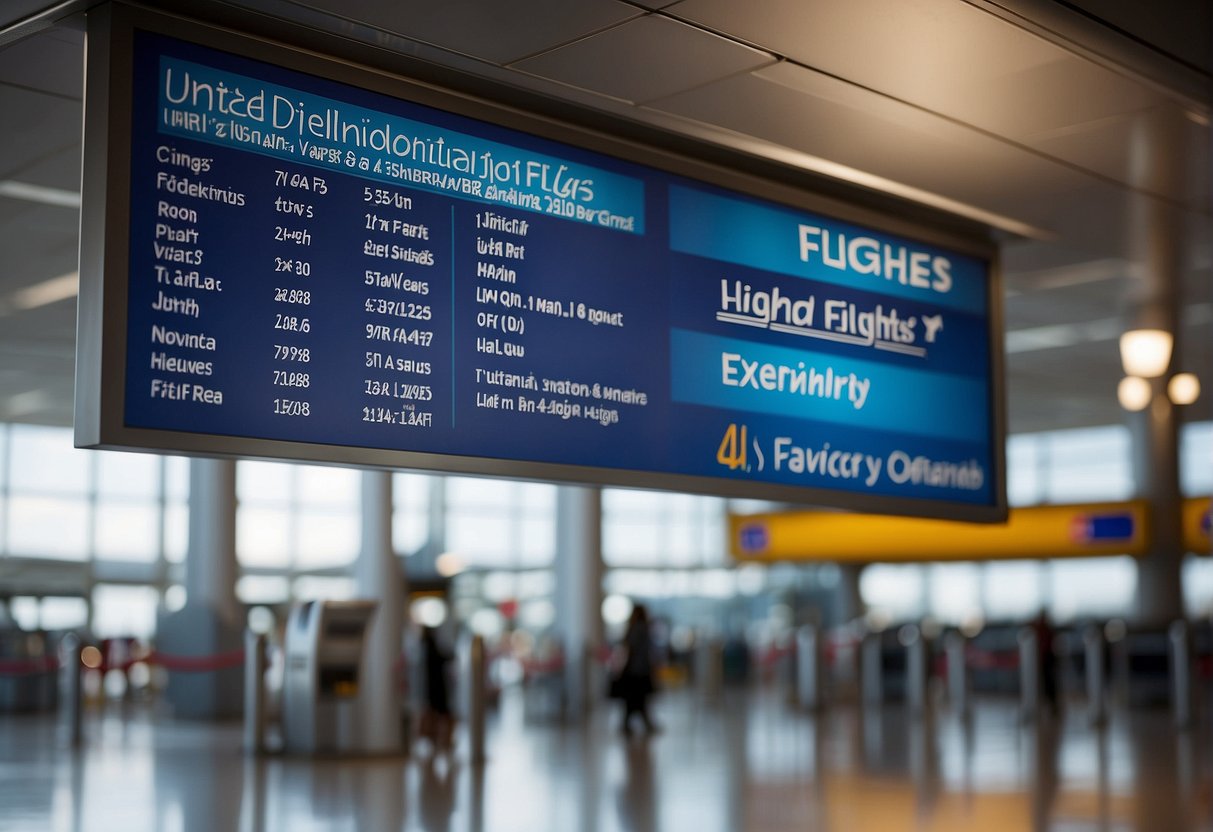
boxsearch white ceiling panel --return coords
[292,0,642,64]
[0,27,81,99]
[0,85,82,180]
[3,143,81,192]
[669,0,1192,195]
[649,62,1092,226]
[0,200,79,297]
[671,0,1163,129]
[1025,104,1211,211]
[511,15,774,104]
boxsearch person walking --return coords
[419,626,454,754]
[615,604,659,737]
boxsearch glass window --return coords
[293,576,355,600]
[665,520,699,565]
[516,517,554,567]
[1181,422,1213,497]
[728,498,780,515]
[983,561,1043,621]
[1006,434,1041,507]
[1044,425,1132,502]
[393,473,431,556]
[603,490,729,569]
[237,575,291,605]
[447,476,513,508]
[8,496,89,560]
[603,520,662,566]
[9,597,39,630]
[238,460,293,504]
[447,512,513,566]
[1183,556,1213,617]
[164,456,191,501]
[296,465,359,507]
[95,451,159,500]
[0,422,8,485]
[518,482,556,512]
[927,563,982,625]
[92,584,159,640]
[40,597,88,631]
[1048,557,1136,622]
[9,424,89,494]
[603,569,664,600]
[237,507,292,567]
[296,511,359,569]
[94,502,160,562]
[860,564,926,622]
[393,509,428,555]
[393,473,431,507]
[164,504,189,564]
[603,488,659,515]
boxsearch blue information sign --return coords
[77,12,1005,519]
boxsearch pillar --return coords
[1128,198,1185,626]
[158,457,243,718]
[836,563,865,624]
[554,485,604,719]
[1130,388,1184,624]
[184,459,239,617]
[353,469,403,753]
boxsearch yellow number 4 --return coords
[716,423,748,470]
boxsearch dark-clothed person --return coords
[615,604,659,736]
[419,626,453,753]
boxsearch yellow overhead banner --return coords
[731,500,1156,563]
[1184,497,1211,554]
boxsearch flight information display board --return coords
[77,7,1006,520]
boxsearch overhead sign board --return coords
[76,5,1005,520]
[729,500,1170,562]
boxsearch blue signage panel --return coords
[87,19,1002,517]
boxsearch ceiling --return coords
[0,0,1209,435]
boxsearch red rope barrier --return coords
[0,646,246,677]
[91,648,246,674]
[145,649,245,673]
[0,656,60,675]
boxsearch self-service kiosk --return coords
[282,600,377,754]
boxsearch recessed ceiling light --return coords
[0,180,81,209]
[11,272,79,310]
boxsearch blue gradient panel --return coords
[669,185,986,315]
[669,328,989,442]
[157,56,645,233]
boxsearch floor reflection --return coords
[0,686,1209,832]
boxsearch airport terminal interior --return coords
[2,0,1213,830]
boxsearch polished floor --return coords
[0,684,1210,832]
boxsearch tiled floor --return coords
[0,685,1209,831]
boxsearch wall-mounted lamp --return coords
[1117,376,1152,411]
[1119,329,1173,377]
[1168,372,1201,406]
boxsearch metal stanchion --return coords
[59,634,83,748]
[1169,620,1192,729]
[904,625,927,716]
[243,630,267,755]
[1018,627,1038,721]
[467,634,487,765]
[697,639,724,703]
[861,632,883,708]
[796,624,823,711]
[1084,624,1106,727]
[945,631,970,718]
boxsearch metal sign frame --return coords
[76,2,1007,521]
